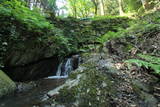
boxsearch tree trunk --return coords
[140,0,152,10]
[118,0,124,15]
[101,0,105,15]
[91,0,98,16]
[99,0,105,15]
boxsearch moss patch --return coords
[0,70,16,97]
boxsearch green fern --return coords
[125,54,160,74]
[138,54,160,64]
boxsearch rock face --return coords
[0,70,16,97]
[4,56,59,81]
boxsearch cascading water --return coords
[56,63,63,76]
[63,58,73,76]
[47,55,80,79]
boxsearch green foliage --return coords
[90,15,126,21]
[126,54,160,74]
[103,0,119,15]
[141,11,160,24]
[45,35,76,57]
[0,0,74,67]
[123,0,142,12]
[97,10,160,46]
[138,54,160,64]
[97,28,126,44]
[68,0,95,18]
[0,0,52,31]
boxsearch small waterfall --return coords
[62,58,73,76]
[47,55,80,79]
[56,63,62,76]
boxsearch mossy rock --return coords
[0,70,16,97]
[53,61,117,107]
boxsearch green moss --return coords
[55,61,117,107]
[78,69,115,107]
[69,72,81,80]
[55,86,78,104]
[123,44,134,52]
[0,70,16,97]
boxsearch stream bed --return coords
[0,78,65,107]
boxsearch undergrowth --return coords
[97,11,160,44]
[126,54,160,74]
[0,0,73,67]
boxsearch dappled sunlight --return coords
[114,62,125,70]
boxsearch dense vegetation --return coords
[0,0,70,67]
[0,0,159,106]
[0,0,159,78]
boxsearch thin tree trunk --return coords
[74,6,77,18]
[99,0,105,15]
[91,0,98,16]
[140,0,146,9]
[140,0,151,10]
[101,0,105,15]
[118,0,124,15]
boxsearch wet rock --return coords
[16,81,37,92]
[72,55,80,70]
[0,70,16,97]
[47,73,83,97]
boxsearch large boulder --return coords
[4,55,59,81]
[44,53,159,107]
[0,70,16,97]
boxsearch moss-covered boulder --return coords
[0,70,16,97]
[45,52,159,107]
[46,53,120,107]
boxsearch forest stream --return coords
[0,56,81,107]
[0,0,160,106]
